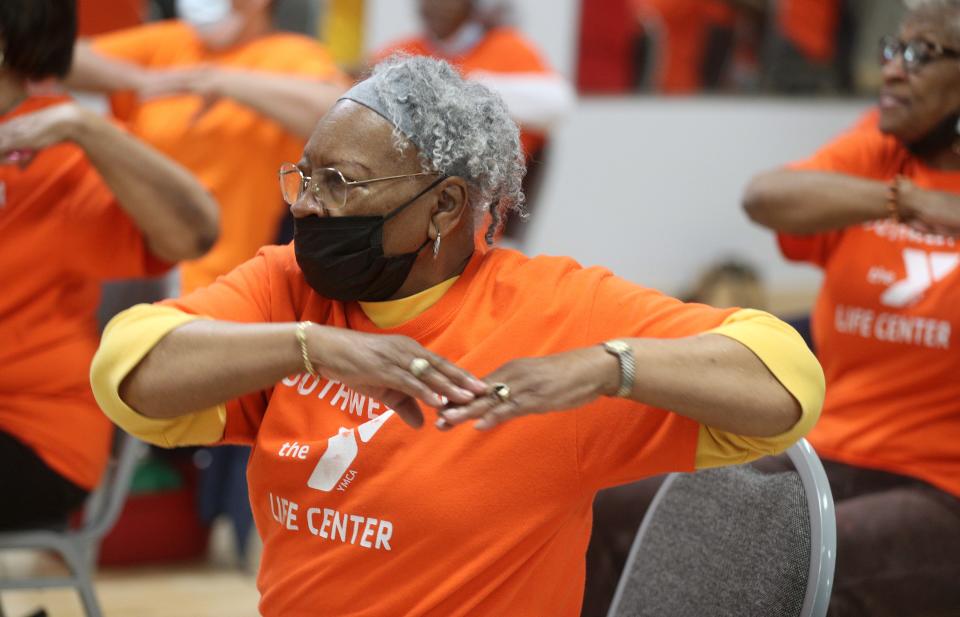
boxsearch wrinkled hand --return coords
[0,102,83,165]
[307,326,488,429]
[439,346,620,431]
[900,179,960,236]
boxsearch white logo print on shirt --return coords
[880,249,959,308]
[306,410,395,492]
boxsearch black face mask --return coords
[293,177,445,302]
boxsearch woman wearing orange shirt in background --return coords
[0,0,217,529]
[66,0,347,293]
[92,56,823,616]
[374,0,574,159]
[745,2,960,614]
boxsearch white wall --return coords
[364,0,580,76]
[364,2,872,310]
[523,97,871,303]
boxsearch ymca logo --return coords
[306,410,395,492]
[879,249,959,308]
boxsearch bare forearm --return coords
[121,321,304,419]
[67,108,218,261]
[218,71,346,138]
[67,41,144,93]
[621,334,801,437]
[744,169,889,234]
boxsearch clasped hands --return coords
[304,326,622,432]
[134,64,245,124]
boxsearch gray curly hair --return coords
[358,55,526,244]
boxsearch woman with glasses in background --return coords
[745,1,960,615]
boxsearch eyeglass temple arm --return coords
[343,172,438,187]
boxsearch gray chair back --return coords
[0,431,146,617]
[606,439,836,617]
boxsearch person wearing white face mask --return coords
[66,0,348,293]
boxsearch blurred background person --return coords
[0,0,218,530]
[744,0,960,614]
[630,0,747,94]
[374,0,574,162]
[67,0,347,293]
[681,259,768,308]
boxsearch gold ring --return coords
[491,383,511,403]
[409,357,430,378]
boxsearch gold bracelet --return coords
[296,321,318,377]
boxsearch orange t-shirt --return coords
[631,0,737,94]
[777,0,840,63]
[94,21,343,293]
[0,96,169,489]
[160,245,736,616]
[778,117,960,497]
[376,27,552,156]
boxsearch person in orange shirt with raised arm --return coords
[92,55,823,617]
[374,0,574,160]
[0,0,218,529]
[66,0,348,293]
[745,1,960,614]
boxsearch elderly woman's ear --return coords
[432,177,471,233]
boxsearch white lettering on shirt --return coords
[279,374,397,420]
[834,304,951,350]
[273,494,394,551]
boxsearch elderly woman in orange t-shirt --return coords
[0,0,217,529]
[745,1,960,615]
[91,55,823,616]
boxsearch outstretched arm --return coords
[744,169,960,236]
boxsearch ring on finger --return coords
[491,383,511,403]
[409,357,430,378]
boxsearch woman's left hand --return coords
[439,346,620,430]
[0,102,82,163]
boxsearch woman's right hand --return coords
[306,325,488,428]
[900,180,960,236]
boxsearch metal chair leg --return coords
[58,541,103,617]
[75,572,103,617]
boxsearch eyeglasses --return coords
[279,162,440,213]
[879,35,960,72]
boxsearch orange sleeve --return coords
[91,21,190,67]
[585,273,737,343]
[371,38,432,65]
[787,119,892,177]
[160,249,274,323]
[468,29,551,74]
[778,116,896,268]
[157,249,279,444]
[62,158,171,279]
[575,271,738,489]
[268,36,345,81]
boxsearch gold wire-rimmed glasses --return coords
[879,35,960,72]
[279,162,440,212]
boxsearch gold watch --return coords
[602,339,636,398]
